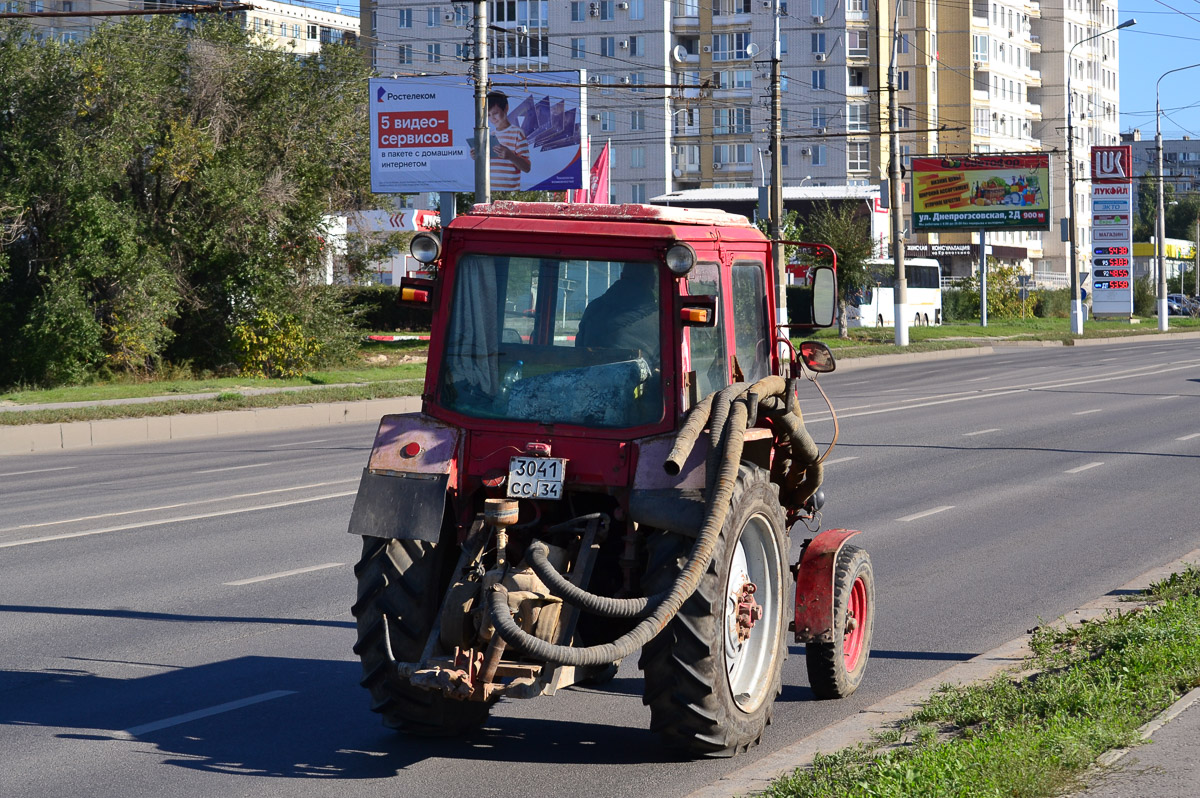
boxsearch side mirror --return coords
[811,265,837,328]
[798,340,836,374]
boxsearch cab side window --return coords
[731,261,770,383]
[684,262,729,399]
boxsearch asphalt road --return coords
[2,338,1198,798]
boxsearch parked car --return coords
[1166,294,1199,316]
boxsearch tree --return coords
[803,201,874,338]
[0,18,378,386]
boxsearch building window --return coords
[899,34,909,54]
[848,141,869,171]
[630,72,646,92]
[629,35,644,56]
[571,1,585,21]
[398,44,413,65]
[428,43,442,63]
[849,68,866,88]
[811,32,825,54]
[811,69,826,90]
[600,111,615,131]
[811,0,825,15]
[812,144,826,166]
[571,38,586,58]
[307,23,317,39]
[630,0,645,19]
[397,9,412,28]
[601,37,615,57]
[712,32,753,61]
[631,110,645,130]
[897,106,911,128]
[631,146,646,168]
[427,7,440,26]
[847,103,867,131]
[714,107,751,134]
[972,34,988,64]
[781,146,789,166]
[632,184,647,203]
[812,107,826,127]
[848,30,868,57]
[600,0,614,20]
[780,34,788,54]
[897,70,910,91]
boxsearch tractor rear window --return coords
[439,254,664,428]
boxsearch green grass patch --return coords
[764,565,1200,798]
[0,381,422,426]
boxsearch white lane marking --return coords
[1177,433,1200,441]
[194,462,274,474]
[838,380,870,386]
[225,563,344,586]
[897,506,954,522]
[963,428,1001,437]
[0,479,357,534]
[0,491,357,549]
[821,456,859,466]
[269,439,333,448]
[966,376,991,382]
[0,466,77,478]
[114,690,297,739]
[1072,409,1103,416]
[1097,357,1117,362]
[880,388,907,394]
[1159,395,1181,401]
[1065,462,1104,474]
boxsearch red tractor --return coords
[348,202,874,756]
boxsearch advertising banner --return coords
[911,153,1052,232]
[370,72,586,194]
[1090,146,1134,316]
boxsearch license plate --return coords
[507,456,567,500]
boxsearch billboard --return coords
[1090,146,1134,316]
[911,154,1052,232]
[370,72,586,194]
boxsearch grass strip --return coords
[0,381,422,427]
[765,565,1200,798]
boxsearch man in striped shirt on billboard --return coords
[485,91,531,191]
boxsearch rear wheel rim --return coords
[723,513,782,713]
[843,575,868,672]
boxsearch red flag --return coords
[588,141,610,204]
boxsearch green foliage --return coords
[941,286,978,322]
[802,201,873,338]
[0,18,378,388]
[1032,287,1070,318]
[755,209,805,265]
[341,285,433,331]
[231,308,321,378]
[1133,276,1156,316]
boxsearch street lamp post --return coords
[1066,18,1135,335]
[1156,62,1200,331]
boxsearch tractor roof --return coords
[469,201,755,229]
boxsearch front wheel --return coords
[805,545,874,699]
[639,464,790,756]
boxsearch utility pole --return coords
[888,0,908,345]
[474,0,490,204]
[770,0,786,333]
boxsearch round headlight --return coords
[665,242,697,276]
[410,233,442,264]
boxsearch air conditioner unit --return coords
[618,1,629,8]
[973,60,982,69]
[713,162,724,170]
[813,15,824,24]
[619,39,629,49]
[800,147,812,156]
[619,76,631,84]
[591,113,602,121]
[702,45,712,53]
[670,145,678,155]
[816,127,826,135]
[443,12,454,21]
[815,53,826,62]
[673,167,683,178]
[589,3,599,16]
[588,75,600,83]
[515,25,528,34]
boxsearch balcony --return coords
[1026,69,1042,87]
[847,85,867,96]
[1026,103,1042,120]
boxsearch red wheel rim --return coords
[842,576,868,672]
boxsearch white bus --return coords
[846,258,943,327]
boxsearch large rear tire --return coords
[639,464,790,757]
[351,536,492,735]
[805,544,874,699]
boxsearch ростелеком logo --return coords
[377,86,386,102]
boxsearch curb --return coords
[0,396,422,456]
[1094,686,1200,769]
[687,545,1200,798]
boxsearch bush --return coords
[231,308,321,378]
[340,285,432,331]
[1033,287,1069,318]
[942,286,978,322]
[1134,276,1156,316]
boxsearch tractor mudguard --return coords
[347,414,461,541]
[793,528,862,643]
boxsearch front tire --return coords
[805,545,874,699]
[639,465,790,757]
[351,536,492,735]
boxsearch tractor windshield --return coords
[439,254,663,428]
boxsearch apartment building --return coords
[363,1,1123,277]
[12,0,358,54]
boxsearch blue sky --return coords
[1119,1,1200,139]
